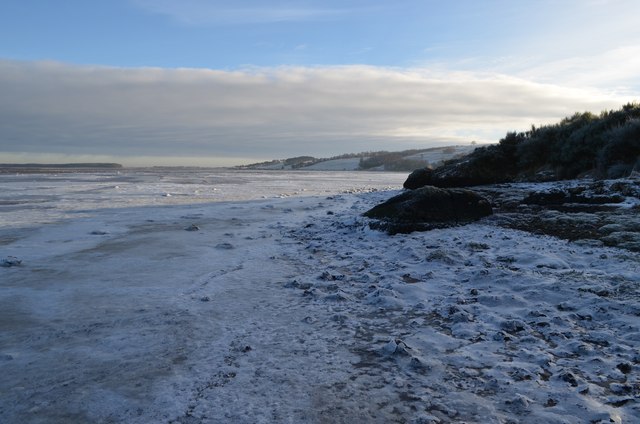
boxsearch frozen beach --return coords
[1,169,638,423]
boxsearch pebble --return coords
[1,256,22,267]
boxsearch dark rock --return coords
[560,371,579,387]
[364,186,492,234]
[617,362,633,374]
[602,231,640,251]
[608,398,633,407]
[475,179,640,251]
[501,319,527,334]
[522,190,568,206]
[523,190,625,206]
[319,271,345,281]
[610,181,640,197]
[402,154,513,189]
[1,256,22,267]
[404,168,434,189]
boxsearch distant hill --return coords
[0,163,123,169]
[0,163,123,174]
[237,145,477,172]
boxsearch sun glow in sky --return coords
[1,0,639,166]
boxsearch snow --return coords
[245,144,478,172]
[1,169,639,423]
[403,145,477,165]
[300,158,362,171]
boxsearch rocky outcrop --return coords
[522,188,625,207]
[403,168,434,189]
[375,176,640,250]
[403,157,512,189]
[364,186,493,234]
[474,178,640,251]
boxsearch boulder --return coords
[364,186,492,234]
[403,168,433,189]
[403,158,511,189]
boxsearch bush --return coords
[383,159,429,172]
[465,103,640,181]
[597,119,640,176]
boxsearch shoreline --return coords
[1,173,639,423]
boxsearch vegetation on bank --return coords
[463,103,640,181]
[239,146,471,171]
[358,149,439,171]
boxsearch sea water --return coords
[0,168,406,229]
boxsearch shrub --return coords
[597,119,640,176]
[465,103,640,181]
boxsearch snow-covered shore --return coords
[1,170,638,423]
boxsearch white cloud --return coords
[513,45,640,96]
[0,60,634,166]
[418,42,640,101]
[411,0,640,97]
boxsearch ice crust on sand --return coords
[1,170,638,423]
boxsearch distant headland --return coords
[0,163,123,173]
[0,163,123,168]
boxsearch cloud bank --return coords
[0,60,633,166]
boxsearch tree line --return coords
[457,103,640,181]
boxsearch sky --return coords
[1,0,639,166]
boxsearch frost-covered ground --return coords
[1,170,638,423]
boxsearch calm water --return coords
[0,168,406,229]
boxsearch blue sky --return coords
[4,0,635,72]
[1,1,514,68]
[1,0,639,166]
